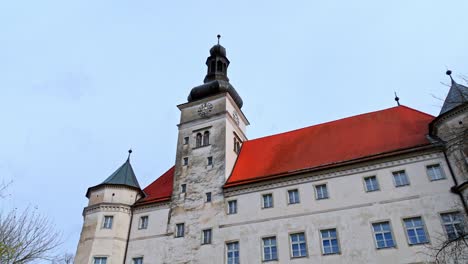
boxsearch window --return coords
[227,200,237,214]
[427,164,445,181]
[393,170,409,187]
[217,61,223,72]
[183,157,188,166]
[102,216,113,229]
[233,138,241,154]
[94,257,107,264]
[226,241,239,264]
[290,233,307,258]
[202,228,212,244]
[176,223,185,237]
[403,217,429,245]
[372,222,395,249]
[262,237,278,261]
[364,176,380,192]
[262,193,273,209]
[133,257,143,264]
[181,184,187,193]
[441,212,464,240]
[207,156,213,166]
[139,216,148,230]
[196,133,202,147]
[203,131,210,146]
[315,184,329,200]
[288,189,300,204]
[183,137,189,145]
[206,192,212,202]
[320,229,340,255]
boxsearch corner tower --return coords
[167,37,249,263]
[74,151,143,264]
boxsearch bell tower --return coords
[165,36,249,263]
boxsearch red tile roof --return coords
[138,106,435,204]
[136,166,174,205]
[225,106,435,187]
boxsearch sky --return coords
[1,0,467,259]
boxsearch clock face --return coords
[232,111,240,126]
[198,103,213,117]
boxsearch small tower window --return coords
[183,137,189,145]
[206,192,212,202]
[181,184,187,193]
[102,216,113,229]
[217,61,223,71]
[196,133,202,147]
[207,156,213,166]
[183,157,188,166]
[203,131,210,146]
[176,223,185,237]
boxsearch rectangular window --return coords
[202,229,212,245]
[181,184,187,193]
[372,222,395,249]
[288,189,300,204]
[207,156,213,166]
[315,184,329,200]
[102,216,113,229]
[364,176,380,192]
[176,223,185,237]
[393,170,409,187]
[206,192,212,202]
[226,241,239,264]
[183,137,189,145]
[262,193,273,209]
[403,217,429,245]
[133,257,143,264]
[94,257,107,264]
[427,164,445,181]
[227,200,237,214]
[183,157,188,166]
[139,216,148,230]
[320,229,340,255]
[441,212,464,240]
[290,233,307,258]
[262,237,278,261]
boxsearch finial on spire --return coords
[217,34,221,45]
[394,92,400,106]
[446,69,454,82]
[127,149,132,160]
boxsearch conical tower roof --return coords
[440,70,468,115]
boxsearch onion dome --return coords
[187,35,243,109]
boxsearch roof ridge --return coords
[245,105,433,143]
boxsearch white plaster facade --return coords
[74,45,467,264]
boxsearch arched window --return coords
[217,61,223,72]
[203,131,210,146]
[196,133,202,147]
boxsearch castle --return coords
[74,40,468,264]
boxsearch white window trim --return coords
[289,231,308,259]
[287,189,300,205]
[319,228,341,255]
[314,183,329,200]
[370,220,397,250]
[401,216,430,245]
[392,170,410,187]
[426,163,446,181]
[262,236,279,261]
[261,193,274,209]
[363,175,380,192]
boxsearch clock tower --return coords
[165,37,249,262]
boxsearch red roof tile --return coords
[137,166,174,204]
[225,106,434,187]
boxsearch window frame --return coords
[207,156,213,166]
[93,257,108,264]
[289,231,308,259]
[183,157,188,166]
[314,183,329,200]
[175,223,185,238]
[402,216,430,245]
[370,220,397,249]
[203,131,210,146]
[183,136,189,145]
[440,211,464,240]
[261,193,274,209]
[138,215,149,230]
[227,200,238,215]
[319,228,341,255]
[392,170,410,187]
[102,215,113,229]
[206,192,212,203]
[132,257,143,264]
[202,228,213,245]
[426,164,446,181]
[363,175,380,192]
[287,189,300,205]
[262,236,279,262]
[226,240,240,264]
[181,183,187,193]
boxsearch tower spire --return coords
[127,149,132,160]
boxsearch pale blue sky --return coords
[1,0,467,258]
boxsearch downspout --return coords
[443,151,468,215]
[123,195,138,264]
